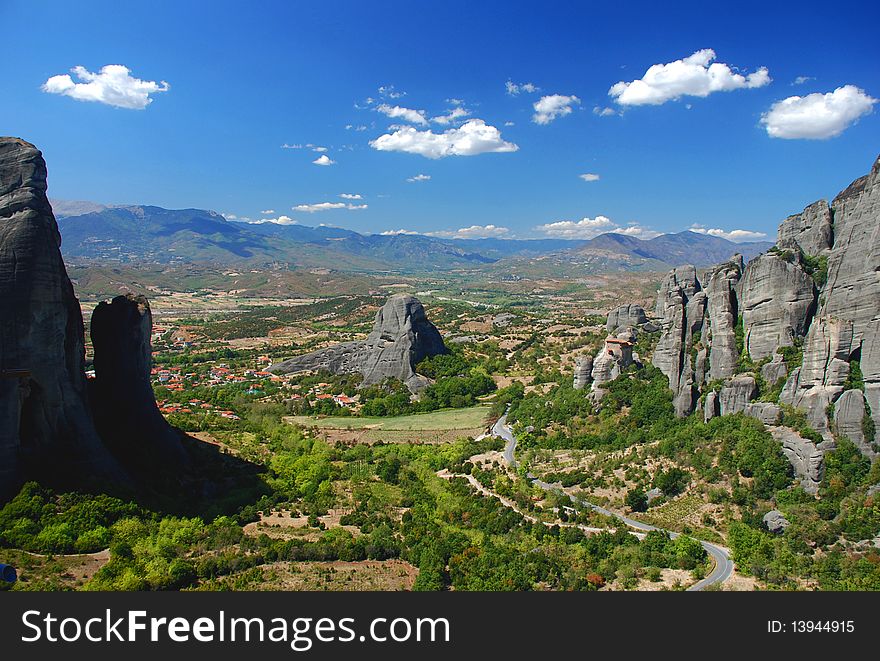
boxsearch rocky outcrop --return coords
[719,374,758,416]
[768,426,833,495]
[739,251,816,361]
[90,294,189,467]
[833,389,873,457]
[606,304,648,333]
[704,390,719,422]
[776,199,833,256]
[652,266,706,417]
[705,256,743,381]
[590,332,636,388]
[573,355,593,390]
[269,294,448,393]
[761,353,789,386]
[743,402,782,426]
[0,138,125,498]
[763,509,791,533]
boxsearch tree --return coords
[625,488,648,512]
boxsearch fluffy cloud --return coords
[345,124,368,131]
[690,224,768,242]
[380,229,420,235]
[42,64,169,109]
[579,173,600,182]
[760,85,877,139]
[535,216,658,239]
[506,81,539,95]
[378,85,405,99]
[376,103,428,125]
[792,76,814,86]
[430,224,510,239]
[260,209,275,214]
[407,174,431,182]
[293,202,367,212]
[313,154,336,166]
[592,106,617,117]
[533,94,580,124]
[339,193,362,199]
[370,119,518,159]
[240,215,298,226]
[432,106,471,125]
[608,49,770,106]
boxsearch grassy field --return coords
[284,406,493,445]
[285,406,492,431]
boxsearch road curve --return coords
[492,414,734,591]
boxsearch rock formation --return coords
[0,137,205,501]
[573,355,593,390]
[768,426,834,495]
[647,154,879,462]
[776,200,833,256]
[719,374,758,416]
[90,294,190,467]
[606,304,648,333]
[0,138,125,498]
[590,332,636,387]
[269,294,448,393]
[763,509,790,533]
[833,389,873,458]
[738,251,816,361]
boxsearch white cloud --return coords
[406,174,431,182]
[345,124,368,131]
[533,94,580,124]
[608,49,770,106]
[506,80,539,95]
[579,173,600,182]
[429,224,510,239]
[504,121,515,126]
[446,98,465,106]
[236,215,298,226]
[313,154,336,166]
[535,215,659,239]
[376,103,428,125]
[293,202,367,212]
[593,106,617,117]
[760,85,877,139]
[261,209,275,214]
[42,64,169,109]
[690,224,768,242]
[432,106,471,125]
[312,146,328,152]
[380,228,420,235]
[378,85,405,99]
[339,193,363,200]
[792,76,814,86]
[370,119,518,159]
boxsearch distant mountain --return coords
[560,230,772,268]
[53,201,772,274]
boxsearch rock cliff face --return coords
[738,252,816,361]
[90,294,189,467]
[606,304,648,333]
[269,294,448,392]
[0,137,198,500]
[645,154,879,482]
[0,139,127,497]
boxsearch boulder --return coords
[739,251,816,361]
[743,402,781,426]
[719,374,758,416]
[768,426,833,495]
[270,294,448,393]
[763,509,791,533]
[833,389,873,457]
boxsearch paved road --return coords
[492,414,734,591]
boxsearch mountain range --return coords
[52,200,772,273]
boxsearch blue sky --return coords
[2,0,878,241]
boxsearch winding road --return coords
[492,414,734,591]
